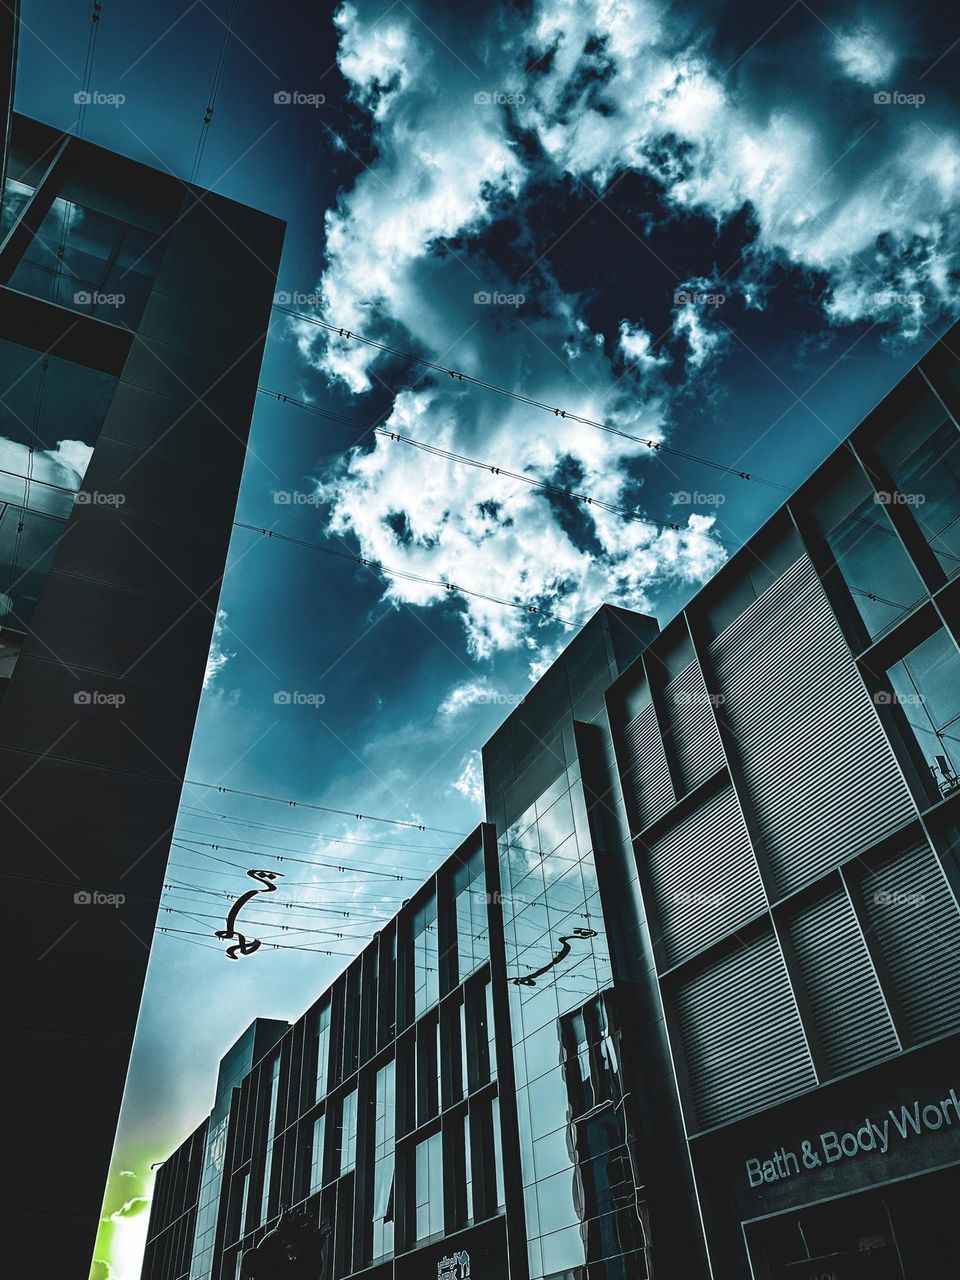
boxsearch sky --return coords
[13,0,960,1276]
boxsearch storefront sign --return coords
[745,1086,960,1188]
[437,1251,470,1279]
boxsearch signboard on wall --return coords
[394,1218,504,1280]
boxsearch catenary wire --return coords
[272,306,792,491]
[191,0,241,183]
[181,780,469,837]
[257,388,683,531]
[232,520,584,627]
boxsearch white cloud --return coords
[438,680,493,717]
[452,750,484,804]
[203,609,234,690]
[296,0,954,665]
[832,26,897,85]
[0,436,93,515]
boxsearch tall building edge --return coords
[0,110,284,1278]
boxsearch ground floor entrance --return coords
[744,1164,960,1279]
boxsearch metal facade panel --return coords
[621,702,674,830]
[644,785,766,967]
[787,886,899,1078]
[861,844,960,1044]
[663,660,725,794]
[709,556,915,897]
[674,930,815,1129]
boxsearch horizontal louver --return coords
[674,930,815,1129]
[709,556,914,897]
[644,785,766,967]
[861,844,960,1044]
[662,661,725,794]
[621,703,674,831]
[788,887,899,1078]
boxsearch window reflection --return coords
[413,1132,443,1242]
[891,420,960,578]
[825,496,926,640]
[337,1088,358,1175]
[0,340,117,631]
[412,894,439,1018]
[453,845,489,981]
[315,1004,331,1101]
[309,1112,325,1194]
[8,196,164,325]
[885,628,960,798]
[371,1062,394,1260]
[499,765,648,1280]
[260,1057,281,1223]
[1,177,34,239]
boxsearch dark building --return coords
[0,111,284,1276]
[145,329,960,1280]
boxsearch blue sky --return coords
[14,0,960,1275]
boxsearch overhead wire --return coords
[76,0,103,139]
[257,387,683,532]
[172,834,417,881]
[177,807,452,853]
[232,520,584,627]
[190,0,241,183]
[272,306,792,491]
[181,779,468,837]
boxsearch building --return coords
[0,110,284,1277]
[144,330,960,1280]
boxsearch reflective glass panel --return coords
[886,628,960,797]
[891,420,960,578]
[9,196,164,325]
[825,496,926,640]
[414,1132,443,1242]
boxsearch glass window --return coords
[315,1004,331,1101]
[372,1060,395,1260]
[338,1087,358,1174]
[0,339,117,631]
[413,893,439,1017]
[309,1112,326,1194]
[8,196,164,325]
[491,1097,505,1210]
[414,1132,443,1242]
[891,420,960,579]
[416,1018,440,1124]
[260,1057,281,1223]
[372,1152,395,1260]
[454,846,489,981]
[1,177,34,239]
[464,1114,474,1223]
[825,496,927,640]
[885,628,960,798]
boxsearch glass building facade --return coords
[145,338,960,1280]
